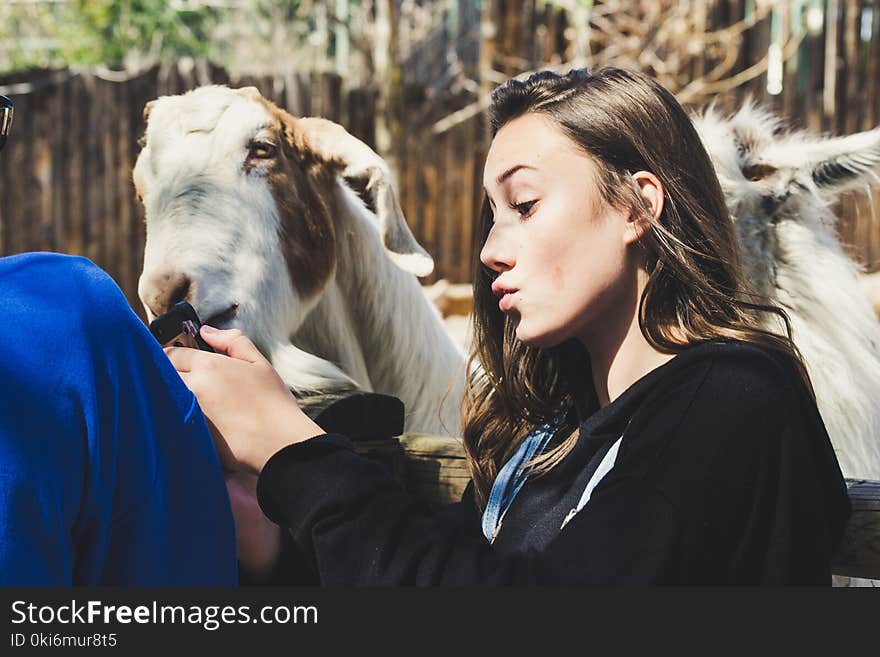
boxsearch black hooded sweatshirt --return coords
[255,338,851,585]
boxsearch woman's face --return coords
[480,113,639,349]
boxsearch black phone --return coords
[149,301,216,352]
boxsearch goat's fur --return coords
[692,103,880,479]
[861,270,880,320]
[134,85,466,435]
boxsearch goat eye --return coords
[248,141,277,159]
[742,163,778,181]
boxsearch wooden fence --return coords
[1,1,879,313]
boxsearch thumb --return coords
[200,325,267,364]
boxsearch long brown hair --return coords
[462,67,813,509]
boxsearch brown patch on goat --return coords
[742,162,778,181]
[254,98,343,300]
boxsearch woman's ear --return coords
[624,170,664,245]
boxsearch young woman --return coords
[167,67,850,585]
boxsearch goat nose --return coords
[139,269,192,318]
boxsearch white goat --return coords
[134,85,466,435]
[692,103,880,480]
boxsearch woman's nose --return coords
[479,227,515,273]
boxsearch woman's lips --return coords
[499,292,516,312]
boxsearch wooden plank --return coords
[471,137,488,285]
[271,73,285,109]
[23,91,41,253]
[116,72,133,307]
[399,434,467,458]
[526,0,538,68]
[398,434,471,507]
[50,74,68,252]
[102,78,118,281]
[691,0,708,87]
[843,0,862,134]
[310,71,323,118]
[780,0,798,122]
[500,0,514,73]
[35,88,53,251]
[10,89,25,252]
[298,71,312,117]
[421,141,439,285]
[447,124,462,283]
[83,72,99,263]
[66,75,84,256]
[825,0,841,129]
[440,128,455,282]
[754,1,773,107]
[209,62,232,88]
[833,480,880,579]
[805,12,825,133]
[401,124,419,243]
[11,90,28,251]
[178,59,196,95]
[6,93,28,253]
[543,1,557,64]
[2,92,15,252]
[324,73,342,123]
[345,87,372,145]
[871,0,880,129]
[458,116,476,284]
[129,68,157,320]
[0,92,6,252]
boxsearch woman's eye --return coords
[248,142,277,159]
[512,200,537,216]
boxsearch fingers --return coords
[199,325,267,364]
[175,371,205,407]
[163,343,223,374]
[163,345,198,373]
[176,369,192,389]
[166,352,207,398]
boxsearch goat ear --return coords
[808,128,880,192]
[769,128,880,193]
[235,86,263,100]
[296,117,434,277]
[143,100,156,125]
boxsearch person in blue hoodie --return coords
[0,97,236,585]
[0,252,237,585]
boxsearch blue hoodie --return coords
[0,252,237,585]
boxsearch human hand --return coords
[226,470,282,580]
[165,326,325,475]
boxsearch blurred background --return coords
[0,0,878,317]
